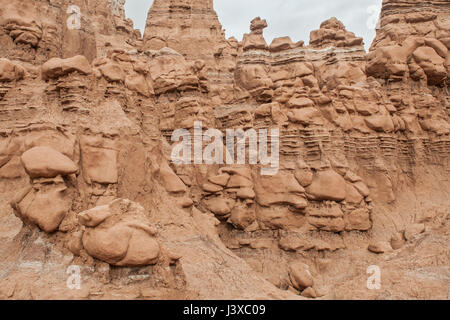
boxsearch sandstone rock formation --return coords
[0,0,448,300]
[79,199,162,267]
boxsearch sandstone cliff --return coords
[0,0,448,300]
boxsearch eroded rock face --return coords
[79,199,161,267]
[306,170,347,201]
[0,0,448,300]
[143,0,224,63]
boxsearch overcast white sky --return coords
[124,0,382,50]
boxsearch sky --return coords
[124,0,383,50]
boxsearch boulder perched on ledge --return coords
[10,177,71,233]
[21,146,78,179]
[41,55,92,80]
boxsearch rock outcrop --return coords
[79,199,162,267]
[0,0,448,300]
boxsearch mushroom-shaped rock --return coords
[42,55,92,80]
[79,199,161,267]
[21,146,78,178]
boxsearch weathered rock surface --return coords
[79,199,161,267]
[21,146,78,179]
[11,177,71,233]
[288,262,314,290]
[368,241,393,254]
[0,0,448,300]
[306,170,347,201]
